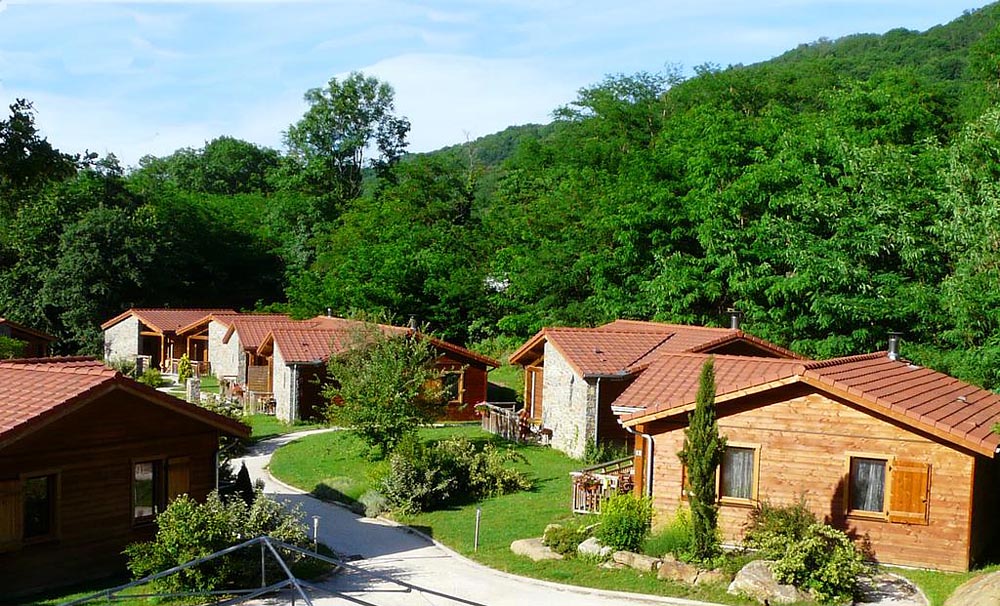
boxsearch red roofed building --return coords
[619,349,1000,572]
[0,357,249,597]
[0,317,56,358]
[102,308,235,372]
[509,318,801,458]
[256,317,499,423]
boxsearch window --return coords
[442,371,464,403]
[847,455,930,524]
[23,475,56,540]
[849,457,886,513]
[133,461,165,523]
[719,445,758,502]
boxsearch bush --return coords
[542,522,591,557]
[771,523,868,604]
[594,493,653,552]
[644,507,692,558]
[137,368,166,388]
[379,437,531,514]
[582,440,629,465]
[124,491,309,593]
[107,357,137,378]
[177,353,194,386]
[742,499,818,558]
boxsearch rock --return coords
[600,560,628,570]
[612,550,662,572]
[855,572,926,606]
[510,538,563,561]
[945,570,1000,606]
[727,560,804,605]
[657,559,699,584]
[577,536,613,559]
[695,569,732,586]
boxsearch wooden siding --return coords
[969,455,1000,566]
[645,384,978,572]
[435,351,490,421]
[0,391,220,597]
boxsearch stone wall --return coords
[272,345,294,422]
[541,342,596,459]
[208,321,239,379]
[103,316,139,362]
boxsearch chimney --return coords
[887,332,903,361]
[408,315,418,330]
[326,307,332,318]
[728,309,742,330]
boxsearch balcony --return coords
[570,457,635,514]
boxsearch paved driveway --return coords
[233,431,721,606]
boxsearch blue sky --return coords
[0,0,989,167]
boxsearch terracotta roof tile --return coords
[221,315,315,350]
[268,328,355,364]
[0,357,248,445]
[101,308,235,332]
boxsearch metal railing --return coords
[570,457,635,514]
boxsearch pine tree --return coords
[677,356,726,561]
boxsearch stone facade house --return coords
[102,308,234,372]
[0,357,249,597]
[509,320,801,459]
[617,350,1000,572]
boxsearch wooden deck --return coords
[570,457,635,514]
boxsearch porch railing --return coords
[570,456,635,514]
[477,402,520,441]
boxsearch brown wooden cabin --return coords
[618,352,1000,572]
[0,357,249,598]
[0,318,56,358]
[508,319,802,459]
[255,317,499,424]
[102,308,235,372]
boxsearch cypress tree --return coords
[677,356,726,561]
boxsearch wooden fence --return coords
[570,457,635,514]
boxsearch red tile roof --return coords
[0,318,56,342]
[621,352,1000,457]
[0,357,249,448]
[219,315,315,350]
[101,308,235,332]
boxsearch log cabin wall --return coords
[646,384,977,571]
[969,454,1000,566]
[434,351,490,421]
[0,391,221,596]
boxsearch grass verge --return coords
[246,414,324,441]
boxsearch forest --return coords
[4,4,1000,389]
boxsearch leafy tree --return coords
[132,136,280,195]
[0,336,26,359]
[0,99,77,217]
[677,357,725,561]
[284,72,410,206]
[177,353,194,386]
[322,323,446,457]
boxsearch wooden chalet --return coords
[0,357,249,597]
[102,308,234,373]
[0,317,56,358]
[255,316,499,424]
[618,350,1000,572]
[508,319,802,458]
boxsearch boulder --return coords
[695,569,732,586]
[577,536,613,559]
[945,570,1000,606]
[510,538,563,561]
[612,550,662,572]
[600,560,628,570]
[657,559,699,584]
[727,560,804,605]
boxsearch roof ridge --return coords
[803,351,888,370]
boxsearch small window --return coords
[442,371,464,403]
[23,475,56,540]
[720,446,757,502]
[850,457,887,513]
[133,461,165,523]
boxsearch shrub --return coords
[771,523,868,604]
[108,357,137,378]
[177,353,194,386]
[137,368,166,388]
[742,498,818,558]
[594,493,653,552]
[542,522,591,557]
[379,437,530,514]
[582,440,629,465]
[124,491,309,593]
[644,507,692,558]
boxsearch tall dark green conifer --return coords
[678,357,726,561]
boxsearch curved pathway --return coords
[234,430,720,606]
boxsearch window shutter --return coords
[167,458,190,501]
[0,479,22,551]
[888,460,930,525]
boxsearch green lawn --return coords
[269,424,758,605]
[246,414,324,441]
[890,564,999,606]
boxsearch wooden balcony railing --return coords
[570,457,635,514]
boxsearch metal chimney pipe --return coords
[326,307,332,318]
[728,309,742,330]
[888,332,903,361]
[408,315,418,330]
